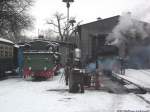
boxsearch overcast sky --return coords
[28,0,150,37]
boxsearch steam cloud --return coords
[106,13,150,46]
[106,0,150,45]
[106,1,150,68]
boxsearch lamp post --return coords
[69,19,76,27]
[62,0,74,40]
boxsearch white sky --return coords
[28,0,150,37]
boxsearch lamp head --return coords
[62,0,74,3]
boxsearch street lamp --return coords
[62,0,74,40]
[69,19,76,27]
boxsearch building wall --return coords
[68,16,120,64]
[78,16,119,64]
[80,27,98,63]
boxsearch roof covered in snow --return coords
[0,38,14,44]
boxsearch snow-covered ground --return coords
[0,69,150,112]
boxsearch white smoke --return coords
[106,1,150,68]
[106,0,150,46]
[106,13,150,46]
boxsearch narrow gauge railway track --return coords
[111,72,147,94]
[98,74,129,94]
[136,94,150,105]
[83,72,147,94]
[109,72,150,106]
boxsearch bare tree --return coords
[0,0,34,42]
[47,12,82,41]
[44,29,56,41]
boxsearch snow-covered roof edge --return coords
[0,38,14,44]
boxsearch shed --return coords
[75,16,120,63]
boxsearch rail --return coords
[112,72,147,93]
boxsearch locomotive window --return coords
[0,45,4,57]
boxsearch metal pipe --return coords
[66,1,70,57]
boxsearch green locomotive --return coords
[23,39,60,80]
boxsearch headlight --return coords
[44,67,47,71]
[29,67,32,70]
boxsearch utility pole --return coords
[62,0,74,41]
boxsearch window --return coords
[0,44,4,57]
[0,44,13,58]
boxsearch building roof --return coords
[79,15,120,34]
[0,38,14,45]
